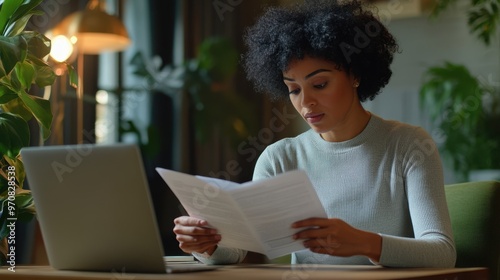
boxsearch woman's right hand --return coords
[173,216,221,255]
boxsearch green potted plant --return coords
[129,37,257,153]
[0,0,76,265]
[420,0,500,182]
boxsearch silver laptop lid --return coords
[21,144,166,273]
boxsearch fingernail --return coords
[210,229,217,234]
[215,235,221,241]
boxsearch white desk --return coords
[0,265,489,280]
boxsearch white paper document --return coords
[156,168,327,259]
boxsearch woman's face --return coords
[283,56,364,141]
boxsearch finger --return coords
[303,236,340,249]
[176,233,220,254]
[308,245,341,256]
[173,224,218,236]
[174,216,209,227]
[293,226,335,239]
[176,233,221,244]
[173,227,219,255]
[300,236,342,257]
[291,217,334,228]
[179,239,220,254]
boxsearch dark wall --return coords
[147,0,181,256]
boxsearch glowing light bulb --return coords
[96,90,109,104]
[50,35,74,62]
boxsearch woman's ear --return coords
[351,75,360,88]
[348,71,360,88]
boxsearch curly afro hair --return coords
[243,0,399,102]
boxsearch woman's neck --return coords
[320,106,371,142]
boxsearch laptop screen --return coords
[21,144,166,273]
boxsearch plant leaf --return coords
[2,154,25,188]
[0,187,35,240]
[14,60,35,89]
[0,167,8,195]
[419,61,491,179]
[13,188,33,211]
[66,63,78,88]
[1,96,32,121]
[0,34,27,75]
[0,112,29,159]
[0,55,6,78]
[0,89,16,104]
[17,91,52,140]
[23,31,51,58]
[5,10,41,37]
[466,1,499,45]
[24,50,56,87]
[0,204,10,240]
[197,37,238,82]
[6,0,43,28]
[0,0,24,35]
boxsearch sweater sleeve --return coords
[253,146,279,180]
[192,247,247,265]
[377,127,456,268]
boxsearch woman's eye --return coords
[314,82,327,89]
[289,88,301,95]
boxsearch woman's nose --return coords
[301,89,316,108]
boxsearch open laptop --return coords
[21,143,217,274]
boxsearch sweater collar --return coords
[309,112,381,151]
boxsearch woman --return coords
[173,0,456,267]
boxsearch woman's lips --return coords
[304,113,324,124]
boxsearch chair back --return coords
[445,181,500,280]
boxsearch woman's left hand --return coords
[292,218,382,261]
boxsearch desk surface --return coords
[0,265,488,280]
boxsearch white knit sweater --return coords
[194,114,456,267]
